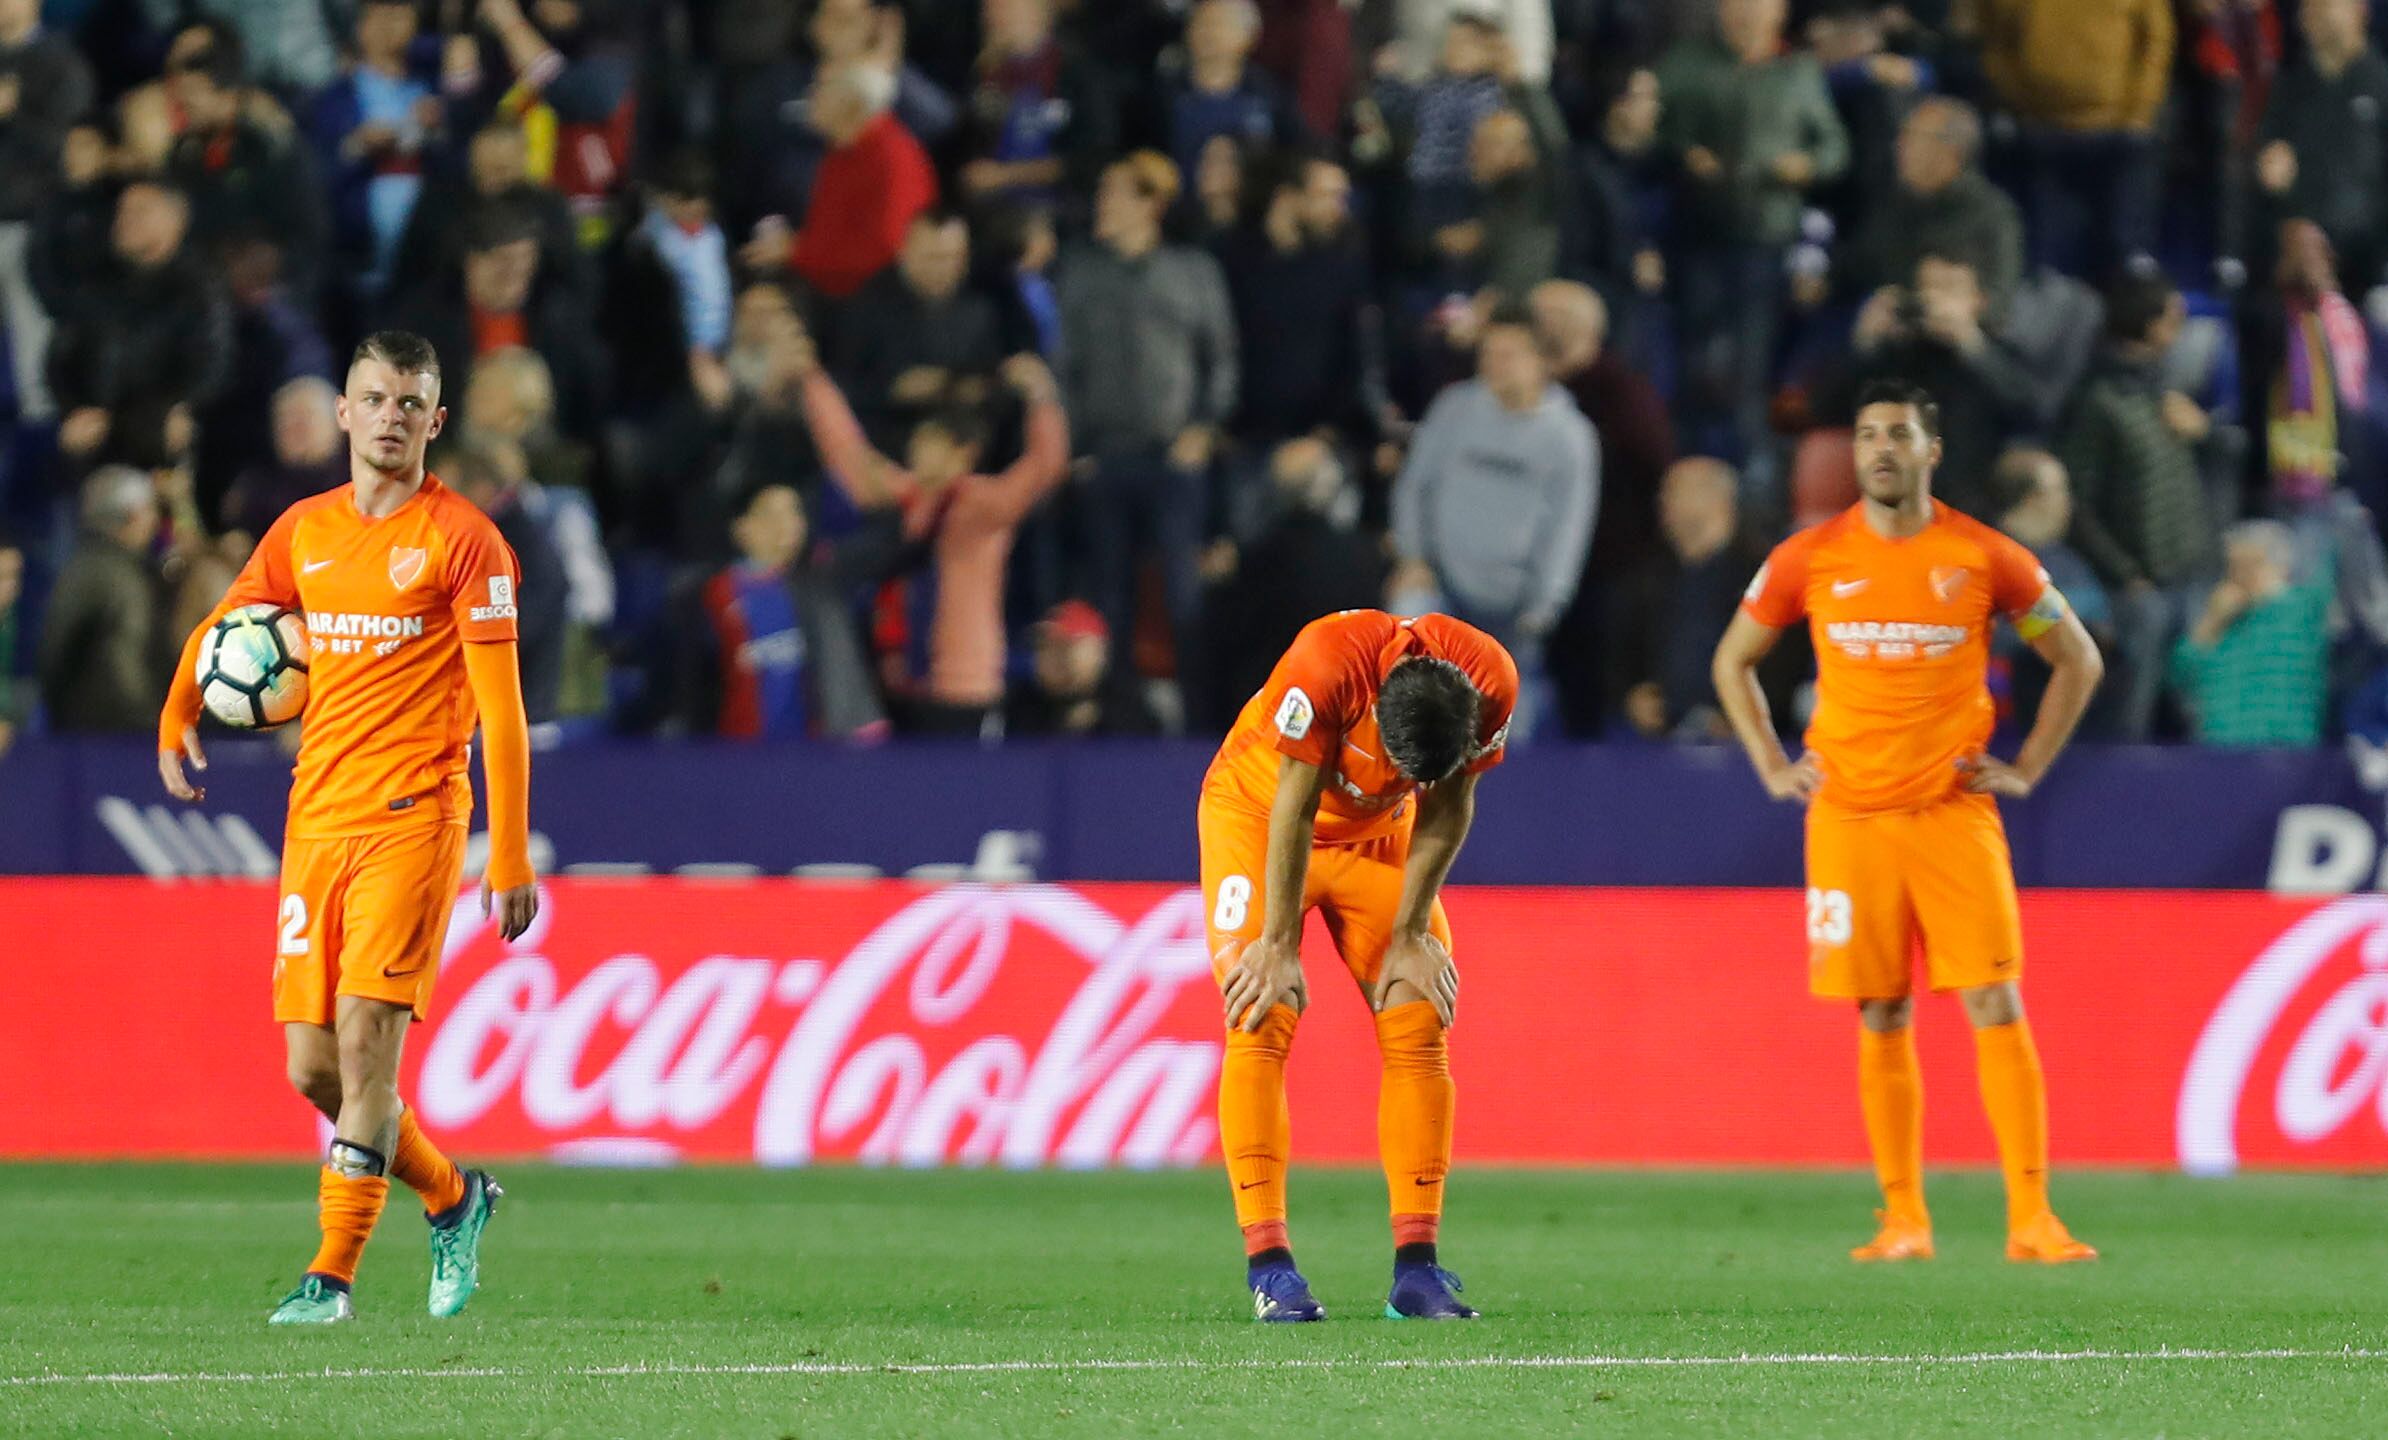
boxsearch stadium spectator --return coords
[1978,0,2174,279]
[802,350,1069,736]
[1567,62,1670,322]
[982,202,1062,359]
[1804,0,1936,233]
[1190,135,1252,248]
[717,0,957,234]
[1837,98,2024,324]
[1059,151,1238,675]
[1657,0,1849,472]
[834,208,1005,451]
[695,480,888,742]
[165,30,330,307]
[442,439,568,724]
[456,346,613,716]
[614,149,734,417]
[1375,10,1513,244]
[2252,0,2388,292]
[220,377,342,543]
[308,0,443,303]
[0,532,20,754]
[1533,281,1672,583]
[461,0,641,239]
[187,0,340,96]
[1164,0,1305,186]
[1216,153,1383,449]
[1607,456,1784,741]
[389,120,586,312]
[1390,308,1597,739]
[1816,253,2038,517]
[46,179,232,475]
[1199,435,1383,721]
[0,0,93,425]
[385,206,603,443]
[2172,519,2330,745]
[1992,447,2115,733]
[1442,100,1566,303]
[1002,598,1162,737]
[1384,0,1555,86]
[960,0,1119,211]
[198,235,336,515]
[38,466,165,733]
[2060,270,2224,739]
[1251,0,1355,138]
[741,65,938,301]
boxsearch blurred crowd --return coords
[0,0,2381,758]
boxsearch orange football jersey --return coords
[1204,611,1519,846]
[1742,504,2052,813]
[209,477,521,838]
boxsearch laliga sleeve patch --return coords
[2013,585,2070,641]
[1274,686,1315,740]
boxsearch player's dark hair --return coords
[920,404,989,456]
[1854,378,1940,438]
[1377,657,1482,785]
[351,330,442,382]
[2104,268,2177,344]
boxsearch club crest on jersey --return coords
[389,546,428,589]
[1929,566,1970,602]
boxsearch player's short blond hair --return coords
[351,330,442,385]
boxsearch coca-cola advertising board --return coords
[2,880,2380,1173]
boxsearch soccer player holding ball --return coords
[1712,381,2103,1264]
[1199,610,1516,1320]
[158,332,537,1323]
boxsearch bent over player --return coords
[159,332,538,1323]
[1200,610,1516,1320]
[1712,380,2103,1264]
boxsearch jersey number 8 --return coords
[1214,876,1253,932]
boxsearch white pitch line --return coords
[5,1348,2382,1388]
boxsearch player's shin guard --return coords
[392,1108,469,1221]
[1858,1026,1927,1223]
[1974,1019,2051,1226]
[308,1141,391,1287]
[1221,1005,1298,1241]
[1375,1002,1453,1250]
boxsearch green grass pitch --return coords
[1,1164,2379,1438]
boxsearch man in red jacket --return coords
[741,66,937,300]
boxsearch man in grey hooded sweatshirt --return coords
[1390,307,1599,738]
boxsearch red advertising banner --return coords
[2,880,2381,1171]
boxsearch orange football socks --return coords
[1858,1025,1927,1223]
[391,1109,468,1219]
[1974,1019,2051,1226]
[1220,1005,1298,1231]
[1375,1001,1452,1245]
[308,1169,389,1286]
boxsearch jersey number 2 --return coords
[278,895,311,956]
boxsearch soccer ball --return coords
[197,604,311,729]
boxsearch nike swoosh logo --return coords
[303,559,333,574]
[1238,1179,1266,1190]
[381,964,423,980]
[1832,579,1868,597]
[1413,1176,1440,1186]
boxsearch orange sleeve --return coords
[461,639,534,891]
[158,507,305,751]
[1985,528,2054,618]
[1258,619,1366,769]
[444,511,522,644]
[1740,534,1812,629]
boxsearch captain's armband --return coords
[2012,586,2071,642]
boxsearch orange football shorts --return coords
[1197,791,1454,992]
[273,823,469,1025]
[1802,791,2024,1000]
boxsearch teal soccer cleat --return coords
[267,1274,354,1326]
[427,1170,503,1318]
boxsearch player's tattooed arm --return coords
[1712,611,1818,803]
[1222,756,1327,1033]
